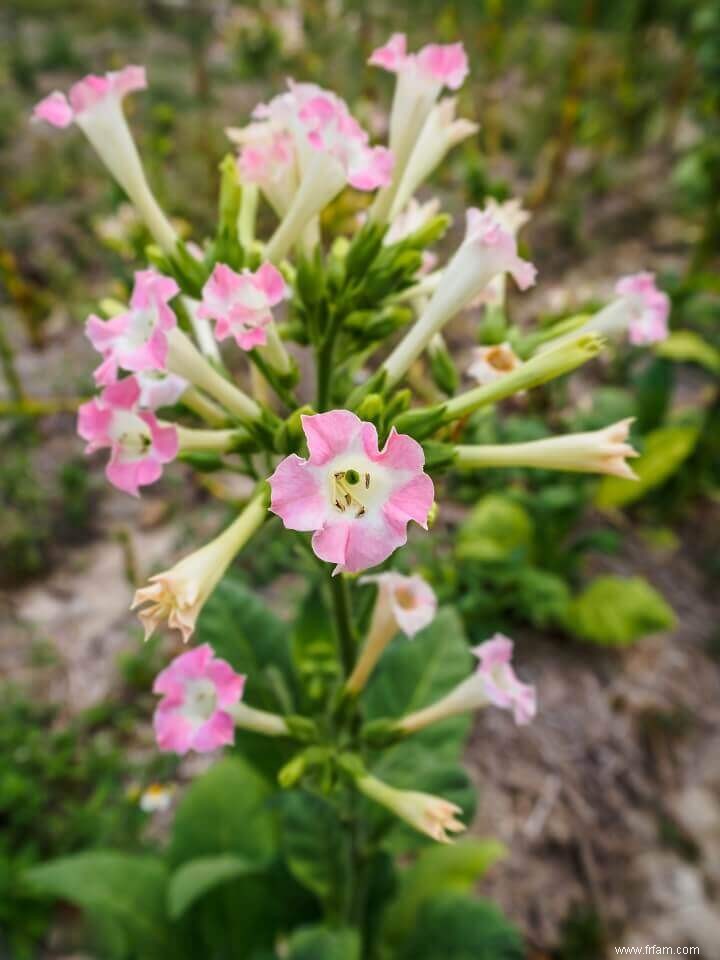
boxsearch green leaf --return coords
[168,854,258,919]
[286,925,360,960]
[169,756,277,868]
[595,424,701,508]
[25,852,169,959]
[565,575,675,646]
[655,330,720,373]
[395,893,524,960]
[197,577,296,713]
[382,841,506,949]
[456,495,533,562]
[279,790,350,917]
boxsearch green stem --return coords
[249,350,298,410]
[316,312,342,411]
[329,572,356,678]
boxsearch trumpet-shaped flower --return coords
[269,411,434,573]
[356,773,465,843]
[153,644,245,754]
[382,208,536,387]
[229,122,299,218]
[86,269,179,385]
[467,342,522,385]
[616,272,670,345]
[391,98,478,217]
[197,262,287,350]
[77,376,178,496]
[133,491,268,642]
[33,67,177,253]
[399,633,537,733]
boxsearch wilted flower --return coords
[198,262,288,351]
[86,269,179,385]
[356,773,466,843]
[33,67,177,253]
[132,491,268,642]
[399,633,537,733]
[346,571,437,695]
[77,376,178,496]
[467,342,523,385]
[153,644,245,755]
[269,411,434,573]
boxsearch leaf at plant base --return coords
[565,575,675,646]
[595,423,701,508]
[655,330,720,374]
[286,925,360,960]
[169,756,276,868]
[168,854,258,919]
[396,893,524,960]
[25,852,169,959]
[456,494,533,562]
[382,840,506,949]
[279,790,351,918]
[197,577,296,713]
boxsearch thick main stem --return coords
[329,573,356,678]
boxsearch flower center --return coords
[126,307,157,348]
[331,468,372,518]
[109,410,152,460]
[394,587,417,610]
[182,678,217,727]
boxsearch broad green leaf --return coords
[286,925,360,960]
[169,756,276,868]
[279,790,350,917]
[382,841,506,948]
[396,893,524,960]
[595,424,701,508]
[168,854,257,919]
[456,495,533,562]
[197,577,296,713]
[25,852,169,959]
[655,330,720,374]
[565,575,675,646]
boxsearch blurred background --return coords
[1,1,719,958]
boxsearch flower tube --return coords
[132,486,269,642]
[268,411,434,573]
[345,572,437,695]
[454,418,638,478]
[382,209,536,389]
[34,67,177,253]
[369,34,469,222]
[355,773,465,844]
[399,634,537,733]
[391,98,478,218]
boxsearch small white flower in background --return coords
[139,783,175,813]
[467,342,523,385]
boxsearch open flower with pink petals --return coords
[153,644,245,755]
[198,262,287,351]
[369,34,469,221]
[86,269,179,385]
[382,208,537,388]
[77,376,178,496]
[399,633,537,734]
[135,370,188,410]
[269,411,434,574]
[228,121,299,218]
[581,271,670,347]
[33,67,177,253]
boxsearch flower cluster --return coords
[34,32,670,843]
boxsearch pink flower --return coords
[228,122,299,217]
[135,370,188,410]
[269,411,434,574]
[360,571,437,637]
[471,634,537,725]
[463,209,537,291]
[615,272,670,345]
[33,66,147,128]
[86,269,179,385]
[77,376,178,496]
[197,262,287,351]
[153,644,245,754]
[369,34,468,90]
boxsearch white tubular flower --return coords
[132,489,267,643]
[467,342,523,385]
[454,418,639,479]
[228,121,300,219]
[584,272,670,345]
[345,572,437,696]
[356,773,465,844]
[33,67,177,254]
[382,209,536,388]
[384,197,442,245]
[471,197,532,310]
[391,98,478,218]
